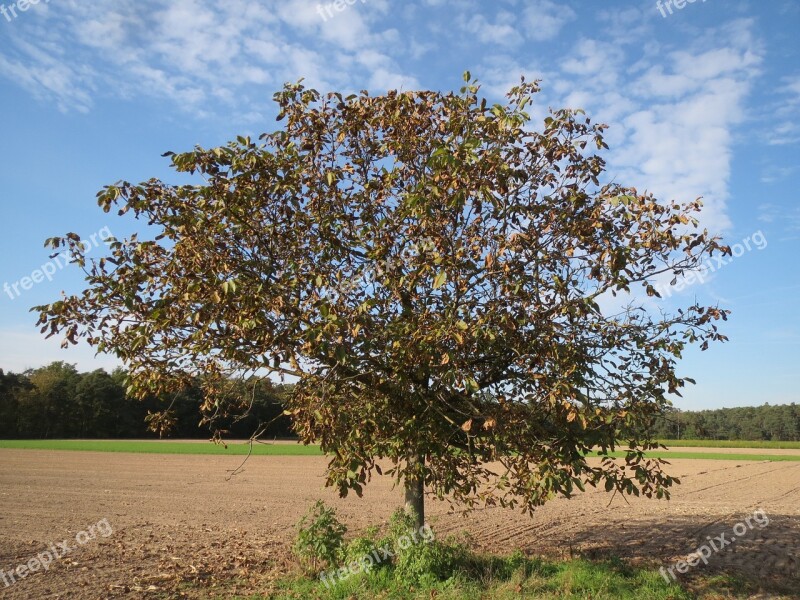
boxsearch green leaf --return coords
[433,271,447,289]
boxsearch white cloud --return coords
[561,39,623,80]
[566,26,760,235]
[0,0,417,118]
[475,17,762,240]
[0,48,95,113]
[367,68,420,91]
[767,74,800,145]
[759,165,798,184]
[0,4,773,242]
[758,203,800,235]
[461,12,523,47]
[522,0,576,41]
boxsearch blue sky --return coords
[0,0,798,410]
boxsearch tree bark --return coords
[404,452,425,529]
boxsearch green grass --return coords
[659,438,800,449]
[0,439,322,455]
[249,508,695,600]
[256,555,692,600]
[2,439,798,461]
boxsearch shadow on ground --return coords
[535,513,800,597]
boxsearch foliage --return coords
[382,508,420,547]
[394,532,468,586]
[34,73,731,515]
[0,368,32,437]
[294,500,347,572]
[342,525,381,568]
[0,363,293,439]
[372,509,464,585]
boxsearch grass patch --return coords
[260,553,691,599]
[0,439,322,455]
[659,439,800,450]
[252,506,692,600]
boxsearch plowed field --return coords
[1,448,798,598]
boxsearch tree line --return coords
[649,404,800,441]
[0,362,293,439]
[1,362,797,442]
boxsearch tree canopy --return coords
[35,74,729,523]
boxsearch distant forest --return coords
[1,362,798,441]
[649,403,800,442]
[0,362,293,439]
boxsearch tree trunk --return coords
[404,452,425,529]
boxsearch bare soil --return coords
[0,448,798,599]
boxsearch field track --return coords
[1,447,798,598]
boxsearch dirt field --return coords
[1,448,799,599]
